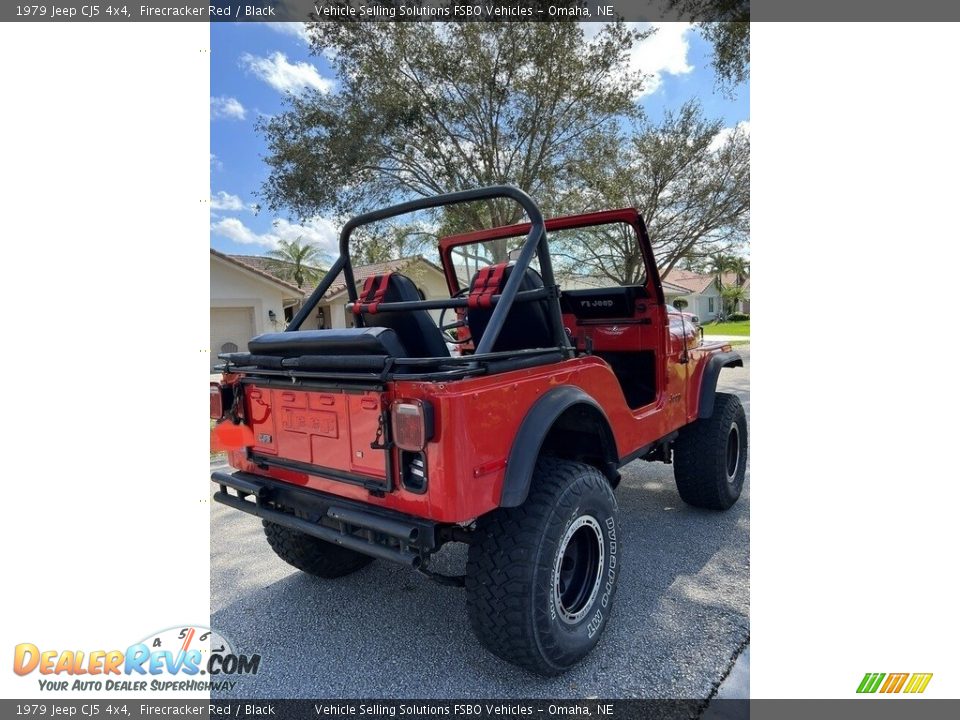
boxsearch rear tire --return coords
[466,457,621,676]
[262,520,375,578]
[673,391,747,510]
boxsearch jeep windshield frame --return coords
[438,207,665,306]
[287,185,571,362]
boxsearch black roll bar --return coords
[287,185,570,356]
[345,287,550,313]
[287,254,346,329]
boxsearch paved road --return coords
[210,347,749,699]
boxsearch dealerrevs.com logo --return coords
[13,626,260,693]
[857,672,933,694]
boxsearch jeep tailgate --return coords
[243,383,388,483]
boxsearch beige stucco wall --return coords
[210,255,293,342]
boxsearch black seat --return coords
[247,327,407,358]
[355,272,450,358]
[466,263,553,352]
[221,327,409,371]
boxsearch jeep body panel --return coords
[499,386,618,507]
[226,343,735,524]
[692,350,745,419]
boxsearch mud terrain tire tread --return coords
[263,520,375,578]
[466,457,620,676]
[673,391,747,510]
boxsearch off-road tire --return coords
[262,520,375,578]
[673,391,747,510]
[466,457,620,676]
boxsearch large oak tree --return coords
[257,22,749,278]
[258,22,647,258]
[553,101,750,282]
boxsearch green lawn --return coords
[702,320,750,337]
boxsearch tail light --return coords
[210,383,225,420]
[390,400,434,451]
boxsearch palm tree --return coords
[706,252,733,292]
[265,237,324,289]
[728,256,750,287]
[721,284,749,315]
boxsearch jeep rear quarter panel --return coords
[228,337,730,524]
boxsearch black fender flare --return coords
[500,386,618,507]
[698,351,744,419]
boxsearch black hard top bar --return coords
[287,185,570,356]
[346,286,549,313]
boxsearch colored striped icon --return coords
[856,673,885,693]
[879,673,909,693]
[903,673,934,694]
[857,672,932,694]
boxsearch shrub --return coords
[727,312,750,322]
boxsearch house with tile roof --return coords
[661,269,750,321]
[222,254,325,289]
[219,253,449,334]
[210,250,305,370]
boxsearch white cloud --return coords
[627,23,695,97]
[211,191,245,212]
[265,22,310,45]
[211,218,258,245]
[211,215,339,253]
[710,120,750,152]
[210,153,223,171]
[210,96,246,120]
[240,52,332,95]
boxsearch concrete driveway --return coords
[210,347,749,699]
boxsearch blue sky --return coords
[210,22,749,260]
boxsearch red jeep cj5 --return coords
[211,186,746,675]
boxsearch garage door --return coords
[211,307,254,370]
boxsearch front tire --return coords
[466,457,621,676]
[262,520,375,578]
[673,391,747,510]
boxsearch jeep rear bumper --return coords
[211,470,441,567]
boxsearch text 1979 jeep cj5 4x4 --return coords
[211,186,745,676]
